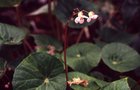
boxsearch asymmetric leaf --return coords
[64,43,101,73]
[102,43,140,72]
[0,23,27,45]
[13,52,66,90]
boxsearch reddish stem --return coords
[24,40,34,52]
[15,5,34,52]
[64,22,69,82]
[15,5,22,26]
[63,13,75,84]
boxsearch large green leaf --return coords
[102,43,140,72]
[0,58,7,79]
[0,0,21,7]
[68,72,108,90]
[54,0,96,28]
[64,43,101,73]
[102,78,130,90]
[0,23,27,45]
[33,34,63,51]
[12,52,66,90]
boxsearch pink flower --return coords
[47,45,56,56]
[74,10,98,24]
[74,11,87,24]
[74,17,80,24]
[88,11,98,19]
[74,16,85,24]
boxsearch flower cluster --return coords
[67,77,88,87]
[74,11,98,24]
[47,45,56,56]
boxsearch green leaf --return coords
[97,27,135,44]
[119,77,140,90]
[12,52,66,90]
[127,77,139,90]
[0,23,27,45]
[54,0,96,28]
[102,78,130,90]
[102,43,140,72]
[68,72,108,90]
[0,58,7,79]
[0,0,21,7]
[33,34,63,51]
[64,43,101,73]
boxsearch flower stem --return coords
[64,22,69,82]
[15,4,34,52]
[15,5,22,26]
[24,39,34,52]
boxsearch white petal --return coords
[89,14,98,19]
[81,15,88,19]
[74,17,80,24]
[92,15,98,19]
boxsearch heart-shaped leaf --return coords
[12,52,66,90]
[64,43,101,73]
[68,72,108,90]
[0,23,27,45]
[103,78,130,90]
[54,0,96,28]
[102,43,140,72]
[33,34,63,51]
[0,0,21,7]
